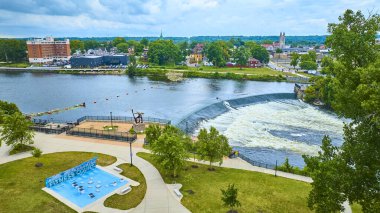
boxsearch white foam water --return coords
[196,100,345,157]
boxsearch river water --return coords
[0,72,344,167]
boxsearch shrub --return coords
[31,148,42,158]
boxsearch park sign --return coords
[45,157,97,188]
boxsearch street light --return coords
[110,112,113,128]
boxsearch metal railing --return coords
[76,116,171,125]
[66,127,137,142]
[30,126,71,134]
[238,153,277,170]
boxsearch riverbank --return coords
[0,66,309,83]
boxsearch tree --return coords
[0,39,27,62]
[290,52,300,68]
[127,55,137,76]
[299,51,318,70]
[275,48,283,53]
[245,41,269,64]
[112,37,126,47]
[205,41,230,67]
[70,40,84,54]
[151,132,189,177]
[116,43,129,53]
[279,157,294,173]
[83,40,100,50]
[0,112,34,148]
[303,136,347,212]
[177,41,189,62]
[233,47,250,69]
[197,127,232,170]
[326,9,380,70]
[32,147,42,158]
[140,38,149,47]
[0,100,20,123]
[148,40,181,65]
[221,184,241,213]
[303,10,380,212]
[144,124,162,146]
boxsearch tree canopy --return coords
[0,100,20,123]
[0,112,34,148]
[303,9,380,212]
[0,39,27,62]
[148,40,181,65]
[233,46,250,69]
[245,41,269,64]
[197,127,231,169]
[205,41,230,67]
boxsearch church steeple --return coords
[160,29,163,39]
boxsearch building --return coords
[189,43,204,64]
[70,55,128,68]
[279,32,286,49]
[247,58,262,68]
[27,37,71,63]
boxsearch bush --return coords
[9,144,34,155]
[31,148,42,158]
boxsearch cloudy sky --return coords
[0,0,378,38]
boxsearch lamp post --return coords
[110,112,113,128]
[130,141,133,166]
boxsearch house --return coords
[189,43,204,64]
[247,58,262,68]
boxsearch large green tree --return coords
[197,127,231,169]
[0,39,27,62]
[151,131,189,177]
[299,51,318,70]
[0,100,20,123]
[233,46,250,69]
[0,112,34,148]
[70,40,84,54]
[245,41,269,64]
[205,41,230,67]
[303,9,380,212]
[148,40,181,65]
[144,123,162,145]
[290,52,300,68]
[112,37,127,47]
[116,43,129,53]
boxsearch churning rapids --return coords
[0,72,345,168]
[193,98,345,168]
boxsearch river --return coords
[0,72,344,167]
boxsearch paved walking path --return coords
[0,133,351,213]
[0,133,190,213]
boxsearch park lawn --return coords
[104,163,147,210]
[191,66,296,76]
[137,152,312,213]
[0,62,30,68]
[0,152,116,213]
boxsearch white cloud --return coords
[0,0,378,37]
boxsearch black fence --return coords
[77,116,171,125]
[30,126,71,134]
[66,127,137,142]
[238,153,277,170]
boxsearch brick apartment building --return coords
[26,37,71,63]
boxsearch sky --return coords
[0,0,378,38]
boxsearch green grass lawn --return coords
[0,152,116,212]
[137,152,312,213]
[104,163,147,210]
[190,66,296,76]
[0,62,30,68]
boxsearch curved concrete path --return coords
[0,133,190,213]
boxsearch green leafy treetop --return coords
[233,46,250,69]
[303,9,380,213]
[197,127,232,170]
[144,124,162,146]
[0,112,34,148]
[151,129,189,178]
[221,184,241,213]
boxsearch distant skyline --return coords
[0,0,378,38]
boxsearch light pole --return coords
[130,141,133,166]
[110,112,113,128]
